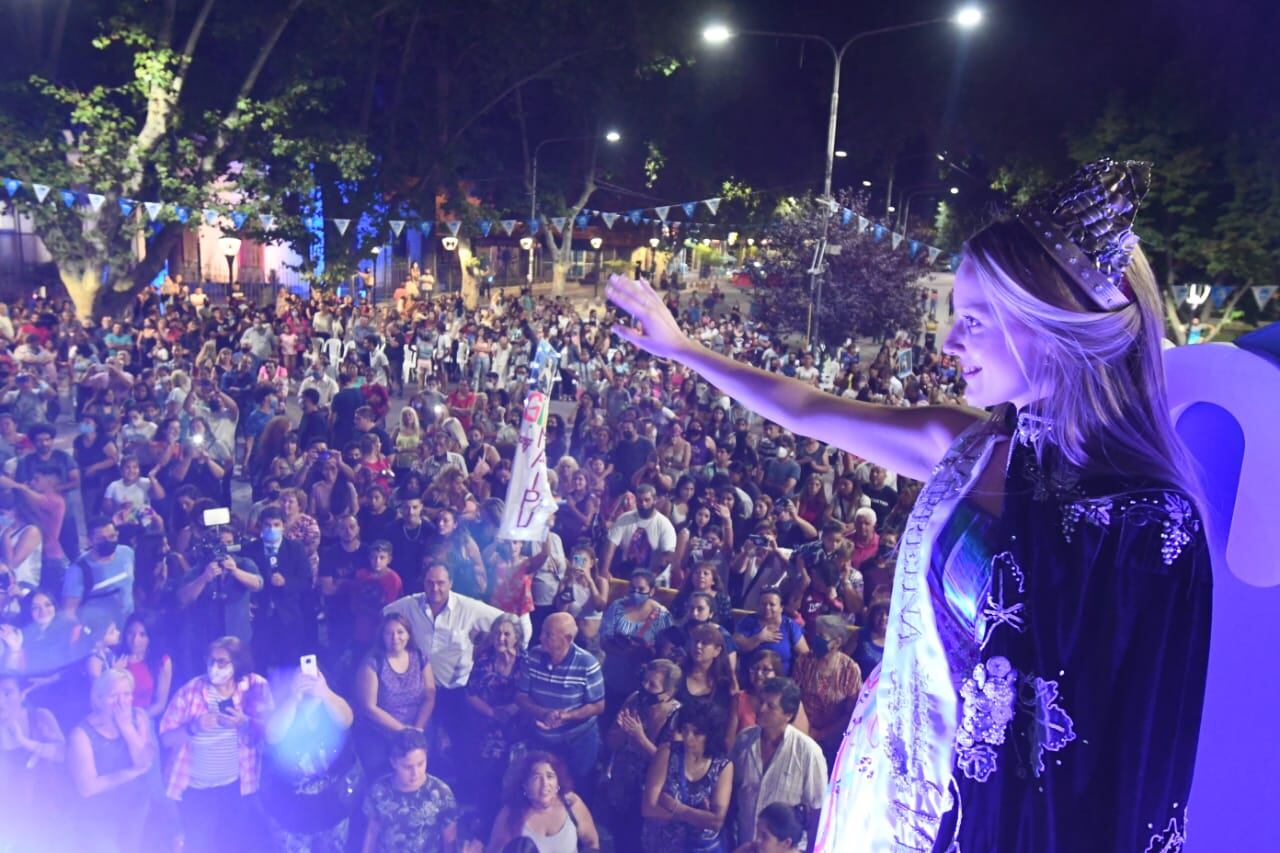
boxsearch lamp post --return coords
[528,129,621,285]
[705,7,983,348]
[590,236,604,297]
[217,236,241,294]
[898,186,959,234]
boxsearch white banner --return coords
[499,386,557,541]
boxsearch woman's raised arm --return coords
[606,275,980,482]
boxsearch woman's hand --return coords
[606,276,695,361]
[657,792,685,816]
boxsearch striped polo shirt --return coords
[517,644,605,741]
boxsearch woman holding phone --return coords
[158,636,272,853]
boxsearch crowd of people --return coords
[0,274,967,853]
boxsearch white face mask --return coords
[207,663,234,685]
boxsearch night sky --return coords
[601,0,1280,207]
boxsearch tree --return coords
[752,190,927,350]
[0,0,368,318]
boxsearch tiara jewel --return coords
[1016,159,1151,311]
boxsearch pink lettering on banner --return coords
[515,471,545,529]
[523,391,546,424]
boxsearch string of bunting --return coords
[1,175,963,269]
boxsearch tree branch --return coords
[445,45,619,151]
[125,0,218,191]
[200,0,305,175]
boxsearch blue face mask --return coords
[79,423,94,435]
[261,527,283,545]
[627,591,651,606]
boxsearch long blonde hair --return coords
[963,220,1200,498]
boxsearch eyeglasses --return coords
[208,657,233,667]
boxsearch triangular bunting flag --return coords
[908,239,921,259]
[478,220,493,237]
[446,221,461,237]
[703,197,721,215]
[32,184,50,203]
[857,215,869,232]
[203,209,219,225]
[949,254,961,272]
[551,217,566,232]
[627,210,643,225]
[872,224,887,242]
[655,206,670,222]
[3,178,20,198]
[575,214,589,229]
[891,233,904,251]
[389,219,405,237]
[419,221,433,238]
[682,202,697,218]
[119,198,136,217]
[1171,284,1190,305]
[1251,285,1277,309]
[601,212,619,229]
[927,246,942,264]
[333,218,351,236]
[259,214,275,230]
[60,189,78,208]
[1210,284,1233,310]
[501,220,516,236]
[840,208,854,227]
[529,219,540,235]
[144,201,163,221]
[231,212,248,229]
[173,205,189,223]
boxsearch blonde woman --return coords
[608,159,1211,851]
[391,406,422,475]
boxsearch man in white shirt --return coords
[732,678,828,846]
[298,361,340,407]
[383,563,504,776]
[382,563,505,690]
[600,484,676,581]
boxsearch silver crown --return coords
[1016,159,1151,311]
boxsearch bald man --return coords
[516,612,606,789]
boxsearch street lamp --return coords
[898,186,955,233]
[519,236,534,251]
[862,179,873,187]
[441,236,459,252]
[954,6,984,29]
[834,150,848,158]
[702,6,983,349]
[217,236,241,287]
[529,129,621,284]
[589,236,604,296]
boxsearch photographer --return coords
[177,517,263,662]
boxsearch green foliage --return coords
[752,190,926,348]
[0,0,369,314]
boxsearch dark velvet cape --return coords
[943,428,1211,852]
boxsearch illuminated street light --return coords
[702,23,733,44]
[834,150,848,158]
[519,236,534,250]
[950,186,960,195]
[954,6,984,29]
[605,129,622,143]
[589,236,603,250]
[649,237,661,248]
[441,236,459,252]
[701,6,985,349]
[862,179,873,187]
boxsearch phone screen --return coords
[299,654,318,677]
